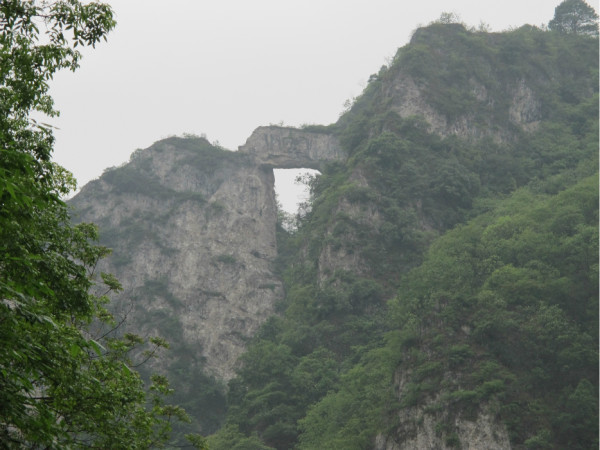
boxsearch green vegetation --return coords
[210,7,598,449]
[301,175,597,448]
[549,0,599,35]
[3,0,596,447]
[0,2,205,448]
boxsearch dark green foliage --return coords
[0,2,207,447]
[387,176,598,448]
[211,19,598,450]
[295,175,597,449]
[162,348,227,438]
[208,425,275,450]
[297,347,398,449]
[549,0,599,36]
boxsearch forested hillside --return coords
[5,0,596,447]
[7,1,595,448]
[207,9,598,450]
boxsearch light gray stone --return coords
[238,126,345,169]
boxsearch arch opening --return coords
[274,168,320,215]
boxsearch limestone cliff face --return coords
[70,128,346,381]
[238,126,344,169]
[71,137,283,380]
[374,370,511,450]
[382,71,541,141]
[374,408,511,450]
[379,25,544,141]
[381,70,542,140]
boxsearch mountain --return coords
[69,126,347,433]
[70,17,598,449]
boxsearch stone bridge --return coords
[238,126,345,170]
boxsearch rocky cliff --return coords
[71,138,276,380]
[238,125,344,169]
[379,24,544,141]
[71,19,598,449]
[375,408,511,450]
[70,130,345,381]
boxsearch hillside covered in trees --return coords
[207,4,599,449]
[0,0,598,449]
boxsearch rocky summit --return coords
[70,127,345,381]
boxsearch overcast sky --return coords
[47,0,599,211]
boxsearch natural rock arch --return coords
[238,126,345,170]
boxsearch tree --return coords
[0,2,205,447]
[436,12,462,25]
[548,0,599,36]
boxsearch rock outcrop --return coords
[374,408,511,450]
[71,137,283,380]
[70,126,344,381]
[380,24,543,141]
[374,369,511,450]
[238,126,345,169]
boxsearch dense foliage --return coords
[209,10,598,450]
[0,2,204,448]
[549,0,599,36]
[298,174,598,449]
[387,175,597,447]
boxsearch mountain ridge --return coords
[70,17,598,447]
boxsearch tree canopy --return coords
[0,1,205,447]
[208,16,598,449]
[548,0,599,36]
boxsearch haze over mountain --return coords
[70,4,598,448]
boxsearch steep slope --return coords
[209,21,598,449]
[70,16,598,449]
[70,137,282,432]
[71,137,283,382]
[69,130,347,434]
[376,175,598,450]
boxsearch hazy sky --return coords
[46,0,599,211]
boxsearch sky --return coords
[46,0,599,212]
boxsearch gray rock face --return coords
[71,138,283,380]
[71,125,345,381]
[238,126,345,169]
[375,409,511,450]
[382,70,541,141]
[509,78,541,131]
[374,370,511,450]
[70,125,345,380]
